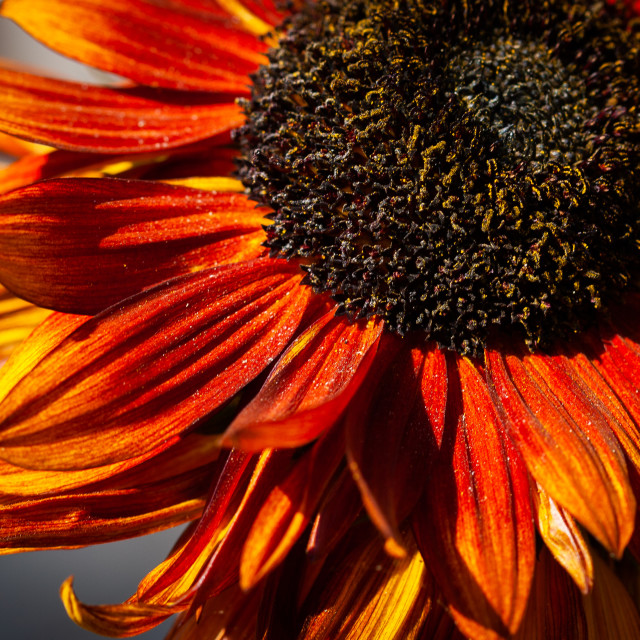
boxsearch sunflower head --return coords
[237,0,640,354]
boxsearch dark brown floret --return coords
[235,0,640,355]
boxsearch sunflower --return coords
[1,0,640,638]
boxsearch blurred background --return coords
[0,16,187,640]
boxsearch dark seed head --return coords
[235,0,640,355]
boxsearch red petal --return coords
[486,345,636,556]
[415,355,535,639]
[583,553,640,638]
[0,68,244,152]
[239,424,345,589]
[585,329,640,472]
[0,259,311,470]
[346,339,446,557]
[1,0,266,94]
[0,178,268,314]
[565,331,640,473]
[223,311,384,450]
[306,467,362,560]
[514,548,587,640]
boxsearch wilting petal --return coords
[240,425,345,589]
[61,578,175,638]
[346,339,446,558]
[0,178,268,313]
[534,484,593,594]
[1,0,266,94]
[583,554,640,638]
[0,259,311,470]
[486,346,636,556]
[299,527,432,640]
[514,548,587,640]
[223,311,383,450]
[0,69,244,153]
[415,356,535,640]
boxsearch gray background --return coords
[0,17,187,640]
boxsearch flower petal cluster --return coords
[0,1,640,639]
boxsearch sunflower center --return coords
[235,0,640,355]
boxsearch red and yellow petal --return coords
[1,0,267,94]
[415,355,535,640]
[299,527,433,640]
[486,345,636,556]
[136,450,258,605]
[0,259,311,470]
[239,424,345,589]
[0,285,50,362]
[0,178,268,313]
[0,68,244,153]
[223,310,384,450]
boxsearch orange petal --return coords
[486,345,636,556]
[346,339,446,558]
[61,577,176,638]
[534,483,593,594]
[223,311,384,450]
[1,0,266,94]
[514,548,587,640]
[0,467,208,550]
[240,424,345,589]
[415,355,535,640]
[0,178,268,313]
[0,259,311,470]
[583,553,640,638]
[0,429,213,497]
[299,527,433,640]
[0,68,244,152]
